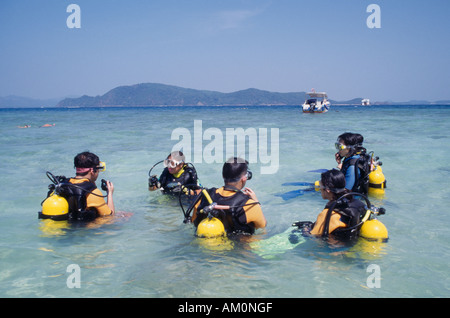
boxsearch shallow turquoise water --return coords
[0,105,449,297]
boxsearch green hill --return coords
[56,83,307,107]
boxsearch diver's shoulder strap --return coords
[63,180,98,221]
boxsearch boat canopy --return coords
[306,92,328,98]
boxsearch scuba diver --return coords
[186,157,267,236]
[294,169,387,241]
[335,132,365,192]
[252,169,387,259]
[335,132,386,195]
[148,151,199,195]
[38,151,115,222]
[308,169,365,239]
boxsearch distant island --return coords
[1,83,449,108]
[56,83,310,107]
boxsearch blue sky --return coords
[0,0,449,102]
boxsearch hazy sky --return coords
[1,0,449,102]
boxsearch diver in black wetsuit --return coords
[148,151,198,195]
[294,169,366,241]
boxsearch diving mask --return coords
[317,180,345,193]
[96,161,106,172]
[335,142,348,151]
[164,159,183,169]
[224,169,253,183]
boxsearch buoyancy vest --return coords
[194,187,255,235]
[159,165,198,194]
[59,178,98,221]
[341,153,371,195]
[320,198,366,239]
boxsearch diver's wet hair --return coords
[74,152,100,176]
[222,157,248,183]
[337,132,365,156]
[338,132,364,147]
[74,152,100,169]
[321,169,347,199]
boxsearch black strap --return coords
[322,201,338,237]
[369,180,387,188]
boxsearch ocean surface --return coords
[0,105,449,298]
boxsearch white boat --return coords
[362,99,370,106]
[302,91,330,113]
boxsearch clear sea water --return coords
[0,105,449,298]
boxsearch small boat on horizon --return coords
[302,91,330,113]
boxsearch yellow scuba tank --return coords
[314,180,320,192]
[360,219,388,241]
[368,166,386,190]
[41,194,69,219]
[196,217,226,238]
[195,189,227,238]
